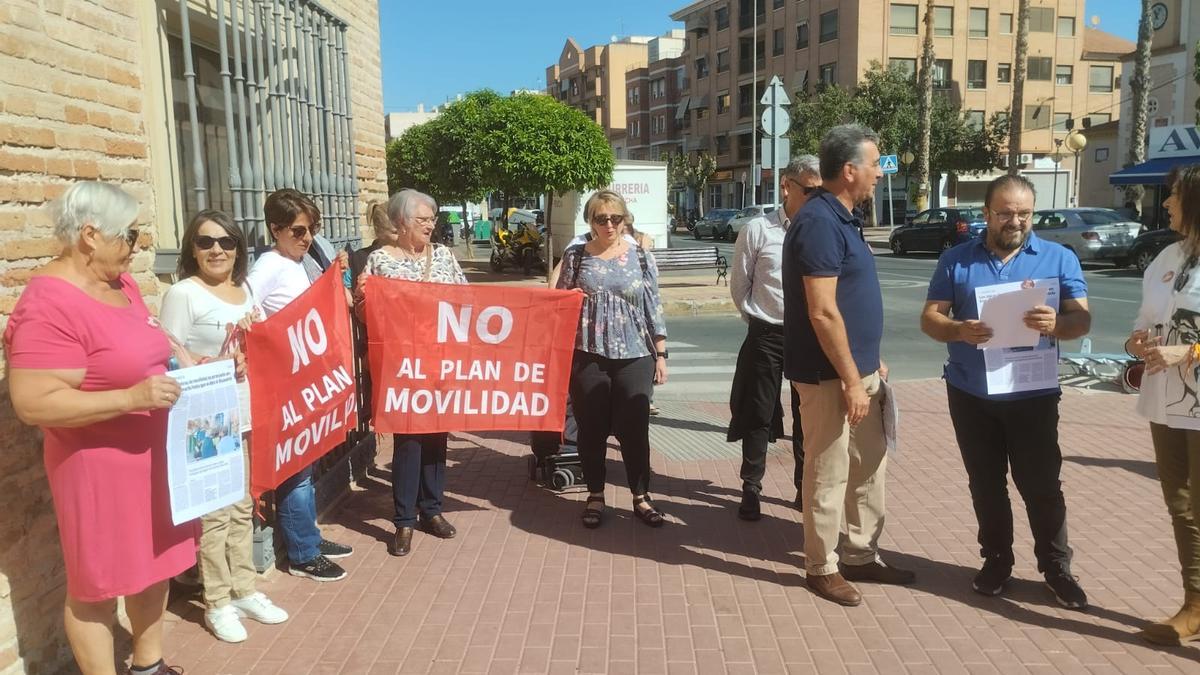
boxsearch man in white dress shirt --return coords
[728,155,822,520]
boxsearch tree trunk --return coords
[913,0,935,211]
[1007,0,1031,176]
[1126,1,1154,218]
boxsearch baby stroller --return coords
[528,398,582,490]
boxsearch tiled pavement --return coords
[162,379,1200,674]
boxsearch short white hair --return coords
[386,188,437,226]
[52,181,139,246]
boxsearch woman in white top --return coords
[160,210,288,643]
[245,189,354,583]
[1126,165,1200,645]
[356,189,465,558]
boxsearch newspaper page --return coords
[165,360,247,525]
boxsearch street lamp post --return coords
[1051,139,1064,208]
[900,151,915,221]
[1064,130,1087,206]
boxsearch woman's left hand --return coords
[654,357,668,385]
[232,349,247,382]
[1144,344,1193,375]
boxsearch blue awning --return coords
[1109,155,1200,185]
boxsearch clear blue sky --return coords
[381,0,1141,112]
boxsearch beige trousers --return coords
[198,450,257,609]
[794,371,888,576]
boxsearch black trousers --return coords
[569,351,655,495]
[392,432,447,528]
[946,384,1072,574]
[728,318,803,494]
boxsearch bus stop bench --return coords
[649,247,728,285]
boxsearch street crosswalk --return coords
[657,340,739,399]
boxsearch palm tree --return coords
[1007,0,1030,176]
[913,0,935,210]
[1126,1,1155,217]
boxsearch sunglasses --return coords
[786,178,820,196]
[592,214,625,226]
[123,227,139,248]
[195,235,237,251]
[279,224,319,239]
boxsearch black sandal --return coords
[632,495,665,528]
[582,494,605,529]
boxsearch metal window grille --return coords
[168,0,361,270]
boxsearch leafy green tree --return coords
[788,84,854,156]
[386,122,436,196]
[664,151,717,216]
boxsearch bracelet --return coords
[1191,343,1200,365]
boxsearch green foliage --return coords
[664,151,717,215]
[786,62,1007,176]
[386,123,436,196]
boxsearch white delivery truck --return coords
[548,160,669,259]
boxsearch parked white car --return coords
[727,205,777,239]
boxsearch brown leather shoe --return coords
[389,527,413,556]
[1140,594,1200,645]
[807,573,862,606]
[420,514,457,539]
[841,560,917,586]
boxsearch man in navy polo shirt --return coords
[921,175,1091,610]
[783,124,915,607]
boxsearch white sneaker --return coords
[231,592,289,625]
[204,605,247,643]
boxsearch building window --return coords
[1085,113,1112,126]
[717,49,730,73]
[739,37,752,74]
[999,13,1012,34]
[889,57,917,80]
[1029,7,1053,32]
[968,7,987,37]
[966,110,985,130]
[630,119,640,138]
[998,62,1011,83]
[1027,57,1052,81]
[627,88,638,104]
[1095,147,1109,162]
[756,37,765,64]
[1058,16,1075,36]
[696,107,710,121]
[738,83,754,117]
[1055,65,1073,85]
[932,59,951,89]
[717,92,731,114]
[737,132,752,162]
[967,60,986,89]
[695,56,709,79]
[934,6,953,36]
[890,4,918,35]
[773,0,784,9]
[1053,112,1071,134]
[571,79,579,96]
[709,182,724,207]
[773,28,784,56]
[1023,104,1052,130]
[716,134,730,156]
[795,22,810,49]
[651,78,665,98]
[1089,65,1114,92]
[819,62,837,87]
[819,9,838,43]
[715,5,730,30]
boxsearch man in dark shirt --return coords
[782,124,914,607]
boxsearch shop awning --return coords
[1110,155,1200,185]
[674,95,691,121]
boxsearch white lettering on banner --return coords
[513,362,546,383]
[273,402,354,471]
[439,359,502,381]
[384,388,551,417]
[396,357,427,379]
[298,365,354,412]
[287,308,329,374]
[436,301,514,344]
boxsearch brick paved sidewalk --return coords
[161,380,1200,674]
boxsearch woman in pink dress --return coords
[5,182,197,675]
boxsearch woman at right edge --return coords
[1127,164,1200,645]
[556,189,668,528]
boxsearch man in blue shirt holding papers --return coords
[920,175,1092,609]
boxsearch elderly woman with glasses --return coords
[556,189,669,529]
[5,182,197,675]
[1127,165,1200,645]
[159,210,288,643]
[355,189,466,557]
[246,188,354,583]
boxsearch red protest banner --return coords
[245,263,357,497]
[364,279,582,434]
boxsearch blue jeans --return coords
[275,466,321,564]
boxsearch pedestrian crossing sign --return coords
[880,154,899,174]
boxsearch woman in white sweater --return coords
[159,210,288,643]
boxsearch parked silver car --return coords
[727,205,777,239]
[1031,208,1142,264]
[692,208,740,240]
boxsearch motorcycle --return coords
[489,221,545,275]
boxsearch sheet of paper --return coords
[165,360,247,525]
[975,286,1047,349]
[879,378,899,454]
[975,279,1062,395]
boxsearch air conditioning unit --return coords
[1019,153,1033,165]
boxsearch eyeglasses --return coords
[195,235,238,251]
[410,216,436,226]
[785,178,820,196]
[991,211,1035,223]
[591,214,625,226]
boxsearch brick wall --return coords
[0,1,384,673]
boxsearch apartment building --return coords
[670,0,1132,209]
[546,36,653,157]
[625,31,689,160]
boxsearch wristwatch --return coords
[656,350,669,360]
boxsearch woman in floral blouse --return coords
[357,189,466,557]
[556,189,668,529]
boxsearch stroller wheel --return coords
[550,468,574,490]
[526,455,538,481]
